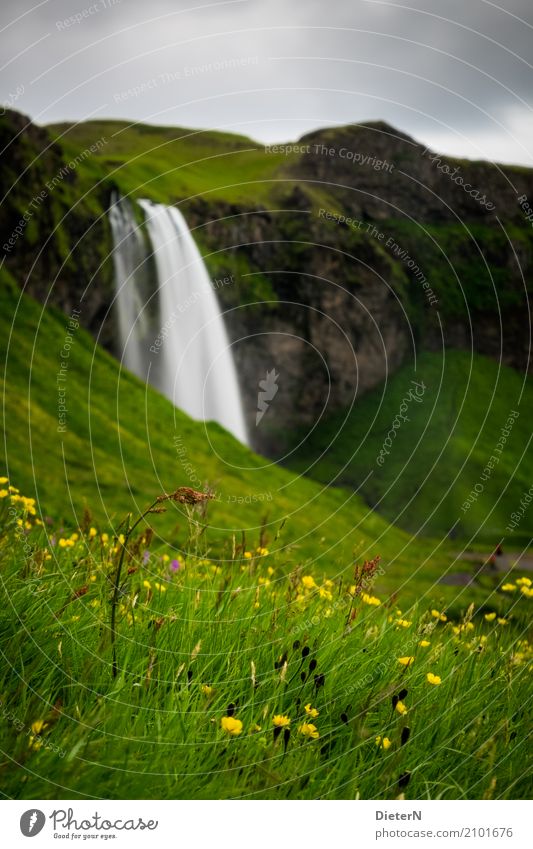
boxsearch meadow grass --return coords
[0,484,531,800]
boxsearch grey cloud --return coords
[1,0,532,164]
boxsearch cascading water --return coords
[109,193,152,383]
[109,195,248,444]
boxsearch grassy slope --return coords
[0,278,475,605]
[286,351,533,545]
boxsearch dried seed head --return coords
[158,487,214,505]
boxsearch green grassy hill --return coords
[0,273,479,605]
[286,351,533,545]
[47,119,292,206]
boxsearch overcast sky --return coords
[2,0,533,165]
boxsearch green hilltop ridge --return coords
[285,350,533,545]
[2,109,532,375]
[47,118,291,206]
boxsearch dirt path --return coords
[457,551,533,572]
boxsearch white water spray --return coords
[109,195,248,444]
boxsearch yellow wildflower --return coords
[143,580,151,590]
[298,722,319,739]
[89,527,97,538]
[256,547,269,556]
[431,610,447,622]
[201,685,214,697]
[220,716,243,736]
[497,617,508,626]
[362,593,381,606]
[273,714,291,727]
[419,640,431,648]
[376,735,391,750]
[0,476,8,484]
[501,583,515,592]
[484,612,496,622]
[395,701,408,715]
[154,582,166,592]
[516,576,532,587]
[520,585,533,598]
[243,551,252,559]
[301,575,317,590]
[304,703,319,718]
[426,673,442,685]
[0,489,8,498]
[398,656,414,666]
[395,619,412,628]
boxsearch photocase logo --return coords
[20,810,46,837]
[256,368,279,425]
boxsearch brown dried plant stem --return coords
[110,498,158,678]
[110,487,213,677]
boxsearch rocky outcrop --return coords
[0,110,115,346]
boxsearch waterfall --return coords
[109,193,152,382]
[109,195,248,445]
